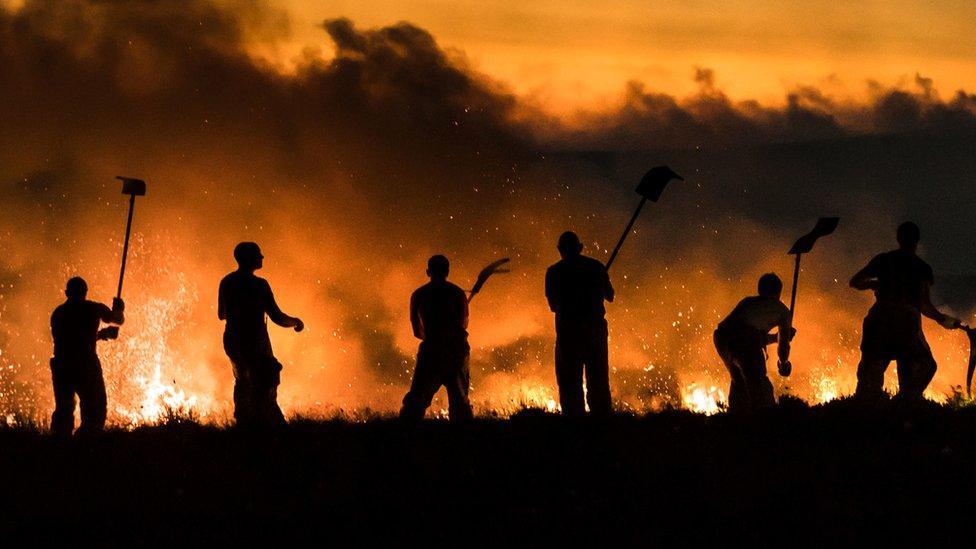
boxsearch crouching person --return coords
[400,255,473,422]
[714,273,793,412]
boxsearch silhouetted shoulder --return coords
[580,255,606,270]
[445,281,466,298]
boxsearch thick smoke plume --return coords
[1,0,975,422]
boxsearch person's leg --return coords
[400,342,443,421]
[714,332,747,412]
[582,322,612,416]
[253,357,286,427]
[739,346,774,410]
[855,311,891,400]
[896,327,938,400]
[555,336,585,417]
[444,343,473,422]
[49,358,76,437]
[225,335,255,427]
[230,359,254,427]
[76,358,107,436]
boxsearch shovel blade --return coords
[635,166,683,202]
[117,176,147,196]
[788,217,839,255]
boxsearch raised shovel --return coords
[605,166,683,270]
[468,258,510,303]
[777,217,840,376]
[115,176,146,300]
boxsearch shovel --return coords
[468,258,510,303]
[115,176,146,299]
[777,217,840,376]
[605,166,683,270]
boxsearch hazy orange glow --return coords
[0,0,973,426]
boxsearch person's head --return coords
[65,276,88,300]
[427,254,450,280]
[757,273,783,299]
[234,242,263,271]
[896,221,920,251]
[557,231,583,259]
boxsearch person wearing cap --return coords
[850,222,959,400]
[218,242,304,428]
[545,231,615,417]
[714,273,794,412]
[400,255,473,422]
[50,277,125,437]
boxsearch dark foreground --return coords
[3,398,976,546]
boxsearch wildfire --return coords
[104,271,212,426]
[681,383,727,415]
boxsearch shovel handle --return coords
[117,194,137,299]
[787,253,802,327]
[606,197,648,270]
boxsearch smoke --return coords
[1,0,975,422]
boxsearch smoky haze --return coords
[1,0,975,422]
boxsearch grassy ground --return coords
[2,397,976,546]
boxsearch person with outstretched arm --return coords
[218,242,304,428]
[50,277,124,437]
[850,222,958,400]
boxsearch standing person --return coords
[545,231,614,417]
[713,273,793,412]
[50,277,124,437]
[218,242,304,428]
[850,222,959,400]
[400,255,473,422]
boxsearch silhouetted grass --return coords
[2,398,975,546]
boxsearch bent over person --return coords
[545,231,614,417]
[219,242,304,428]
[714,273,792,412]
[850,222,958,400]
[400,255,473,422]
[50,277,124,437]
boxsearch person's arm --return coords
[217,279,226,321]
[410,292,424,340]
[604,268,615,303]
[265,282,304,331]
[920,282,959,328]
[545,268,559,313]
[100,299,125,325]
[850,256,880,291]
[460,291,469,331]
[776,308,792,363]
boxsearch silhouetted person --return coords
[850,222,959,400]
[50,277,124,437]
[714,273,793,412]
[545,231,614,417]
[400,255,473,422]
[218,242,304,428]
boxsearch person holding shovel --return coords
[545,231,615,417]
[714,273,793,412]
[218,242,304,428]
[400,255,474,422]
[850,222,959,400]
[49,277,125,437]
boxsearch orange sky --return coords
[264,0,976,112]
